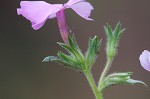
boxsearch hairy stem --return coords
[84,70,103,99]
[98,57,114,91]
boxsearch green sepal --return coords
[113,21,121,38]
[104,24,113,40]
[100,72,146,91]
[104,21,125,58]
[85,36,102,69]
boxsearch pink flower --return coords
[17,0,93,44]
[17,0,94,30]
[139,50,150,72]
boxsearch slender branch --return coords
[98,57,114,91]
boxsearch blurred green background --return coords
[0,0,150,99]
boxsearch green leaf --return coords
[104,25,112,39]
[44,34,86,71]
[106,72,133,78]
[104,21,125,58]
[42,56,71,67]
[42,56,83,71]
[72,34,79,49]
[117,28,126,39]
[85,36,102,69]
[100,72,146,91]
[68,35,78,50]
[57,51,76,64]
[42,56,59,62]
[57,42,76,57]
[125,79,147,86]
[43,34,102,72]
[113,21,121,38]
[58,51,83,68]
[71,34,84,59]
[68,35,84,64]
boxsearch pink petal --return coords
[70,2,94,20]
[31,18,47,30]
[17,1,62,30]
[48,4,63,19]
[65,0,85,6]
[139,50,150,72]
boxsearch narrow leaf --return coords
[68,35,84,63]
[85,36,101,68]
[57,52,83,68]
[104,24,113,39]
[72,34,84,58]
[100,72,147,91]
[113,21,121,38]
[42,56,59,62]
[117,28,126,39]
[125,79,147,86]
[57,51,76,63]
[42,56,82,71]
[57,42,76,57]
[106,72,133,78]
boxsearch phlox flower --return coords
[139,50,150,72]
[17,0,94,43]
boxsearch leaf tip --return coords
[42,56,50,62]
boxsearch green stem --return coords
[98,57,114,91]
[84,70,103,99]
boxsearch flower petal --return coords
[48,4,63,19]
[65,0,85,6]
[17,1,62,30]
[70,2,94,20]
[139,50,150,72]
[64,0,94,21]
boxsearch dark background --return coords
[0,0,150,99]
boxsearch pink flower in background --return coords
[139,50,150,72]
[17,0,94,30]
